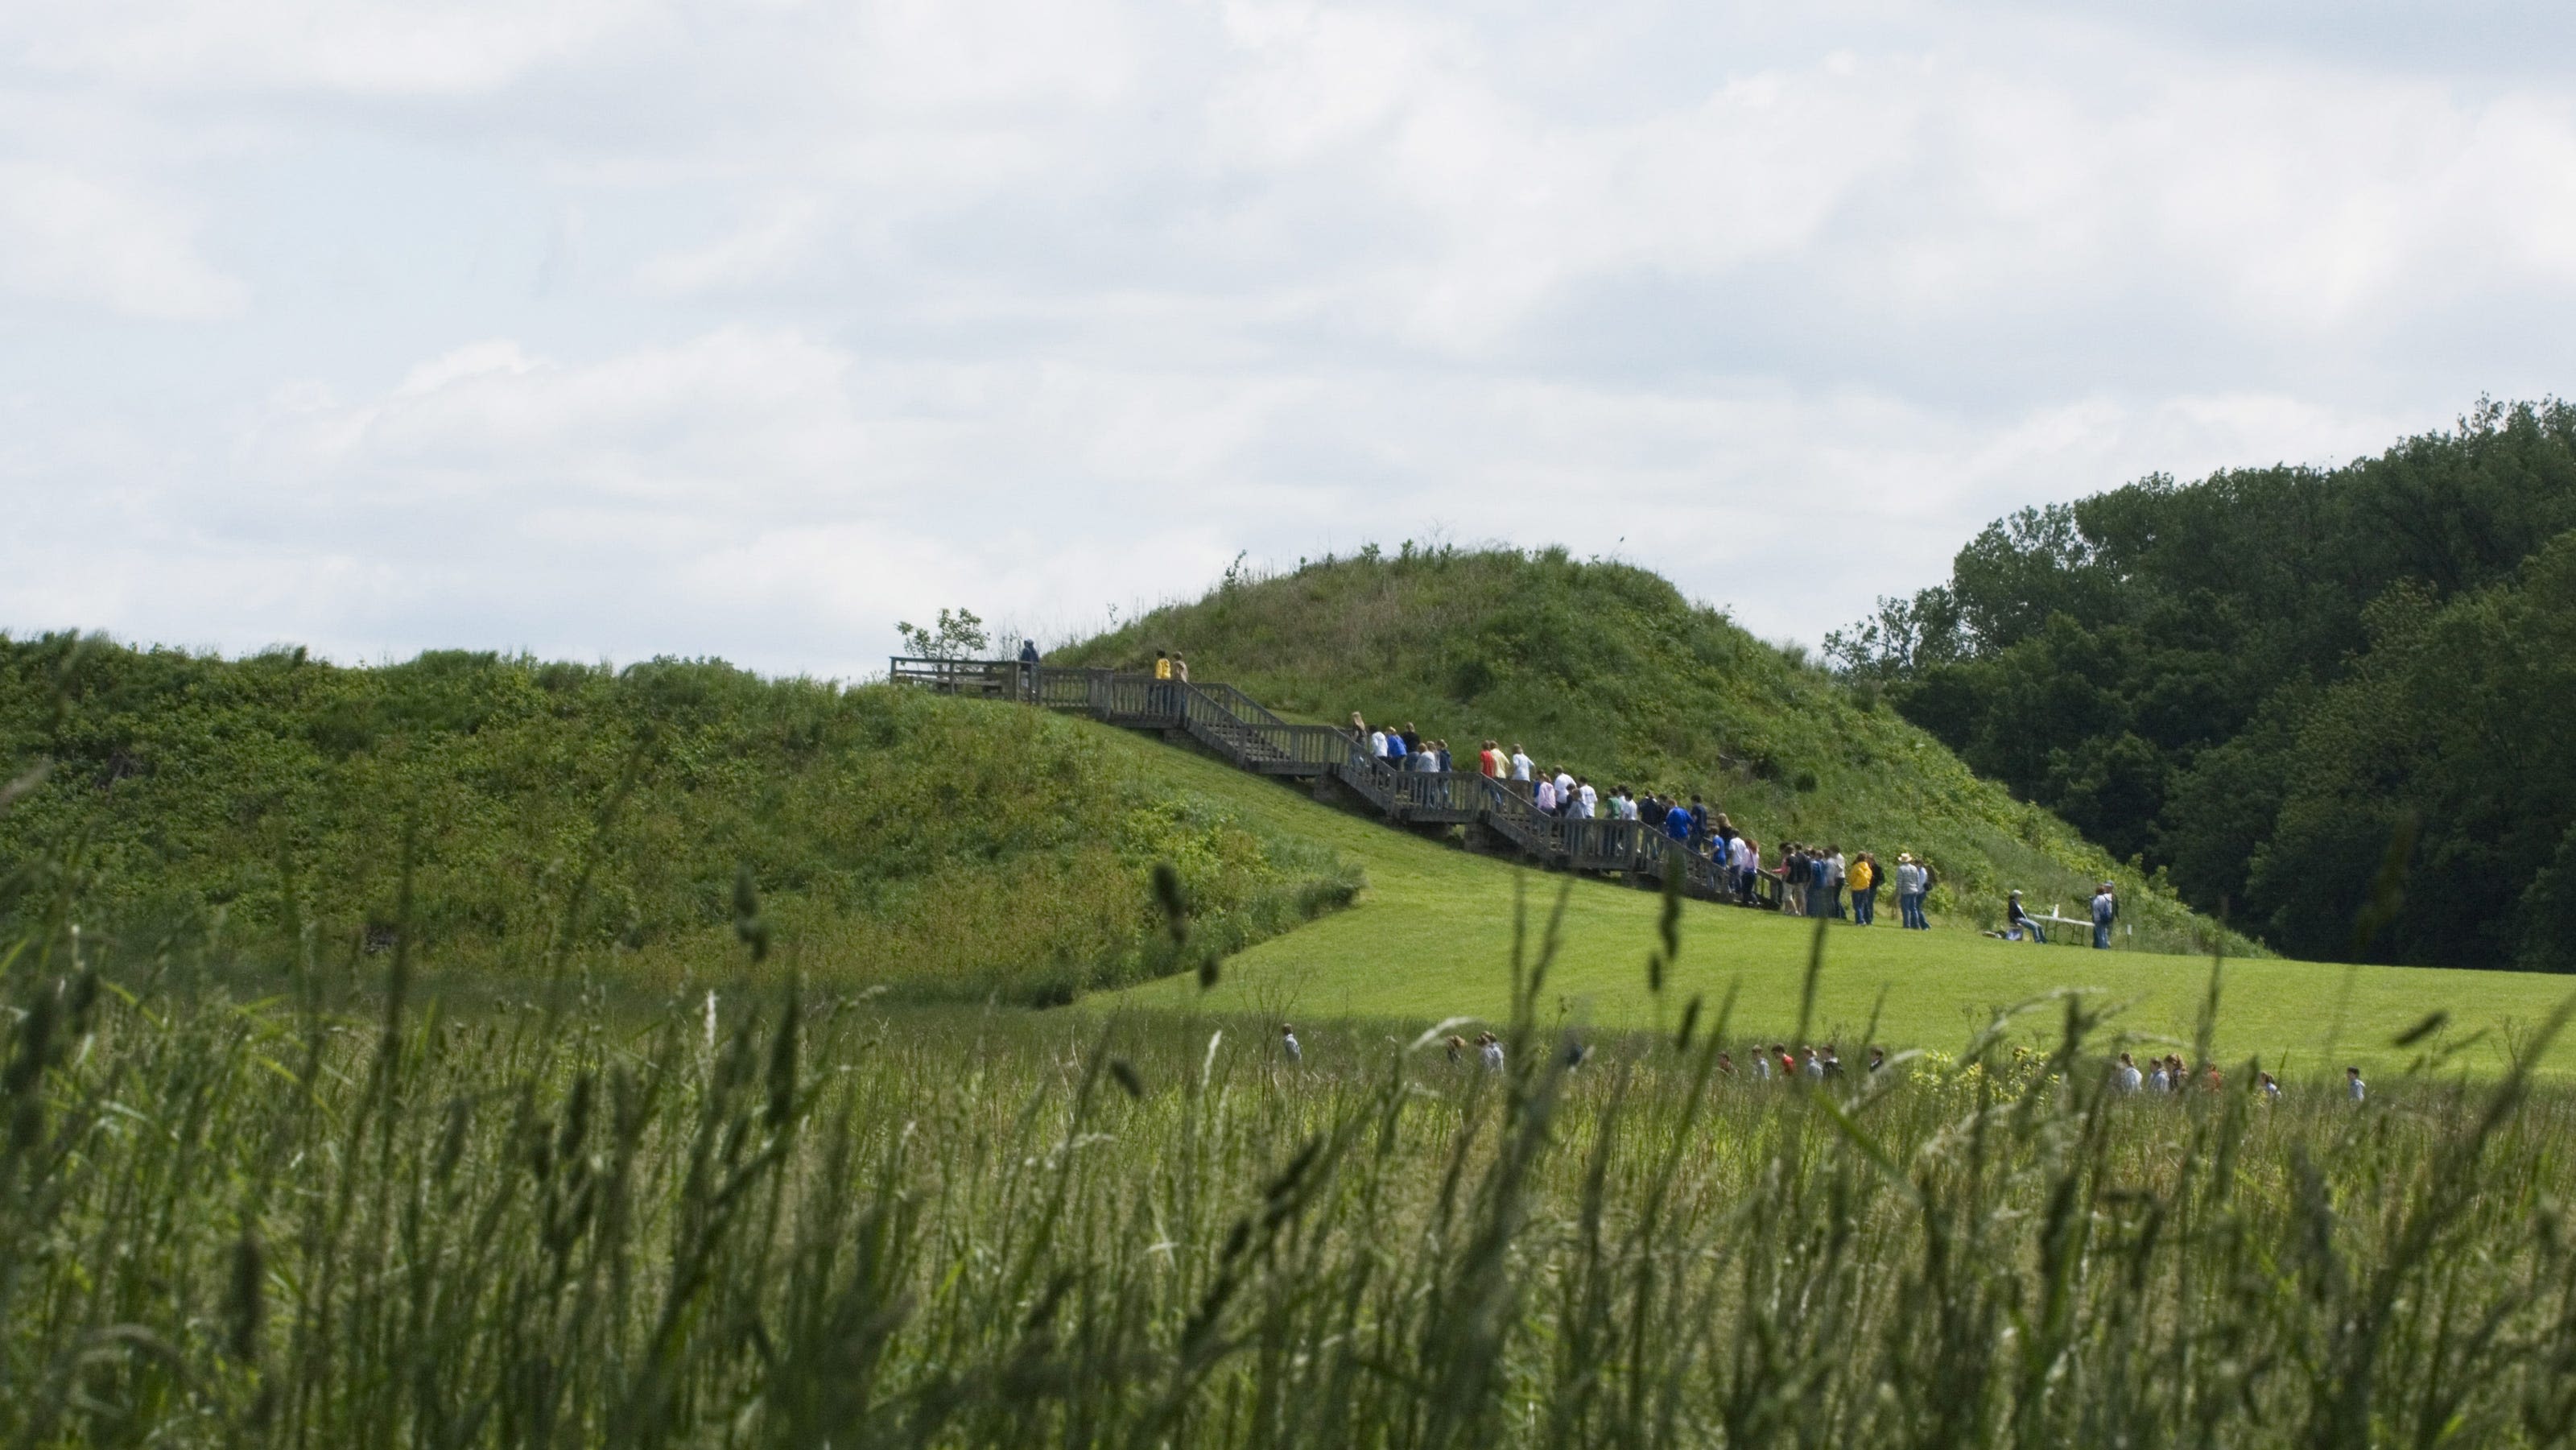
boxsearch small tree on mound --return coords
[895,608,990,660]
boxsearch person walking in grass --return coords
[2347,1065,2367,1102]
[1447,1035,1467,1065]
[2115,1052,2144,1094]
[2259,1071,2283,1103]
[2092,882,2118,949]
[1480,1032,1505,1072]
[1282,1024,1301,1064]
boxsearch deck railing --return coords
[895,656,1775,908]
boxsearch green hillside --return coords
[1051,717,2575,1076]
[0,636,1357,1003]
[1058,545,2242,955]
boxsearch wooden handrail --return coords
[890,656,1773,909]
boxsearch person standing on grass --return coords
[2347,1066,2367,1102]
[1849,853,1876,925]
[1776,1044,1798,1079]
[1893,853,1919,928]
[1808,851,1831,919]
[2092,882,2118,948]
[1282,1023,1300,1064]
[1447,1035,1466,1065]
[2148,1058,2170,1093]
[2260,1071,2283,1103]
[1480,1032,1505,1072]
[1868,1046,1887,1075]
[1827,848,1847,918]
[2115,1052,2143,1094]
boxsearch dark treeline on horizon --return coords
[1830,397,2576,972]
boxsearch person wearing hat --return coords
[2006,890,2045,944]
[1895,853,1927,930]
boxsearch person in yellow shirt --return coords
[1849,853,1880,926]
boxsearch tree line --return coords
[1828,398,2576,970]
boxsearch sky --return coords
[4,0,2574,679]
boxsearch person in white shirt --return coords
[1553,770,1575,810]
[1479,1032,1505,1072]
[1577,780,1598,819]
[2347,1066,2366,1102]
[2148,1062,2170,1093]
[1802,1048,1826,1081]
[2259,1071,2282,1102]
[2114,1052,2143,1094]
[1753,1050,1773,1081]
[1509,746,1534,783]
[1369,728,1389,762]
[1282,1024,1301,1064]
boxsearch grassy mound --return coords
[0,636,1359,1003]
[1059,545,2240,954]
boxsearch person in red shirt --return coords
[1479,739,1505,777]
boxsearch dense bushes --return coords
[0,637,1358,1001]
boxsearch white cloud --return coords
[1,0,2572,671]
[0,163,245,319]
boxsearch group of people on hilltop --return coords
[1349,713,1971,924]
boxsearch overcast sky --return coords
[5,1,2573,678]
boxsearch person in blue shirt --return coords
[1385,733,1406,769]
[2091,883,2117,948]
[1688,796,1711,845]
[1809,853,1831,917]
[1664,805,1692,845]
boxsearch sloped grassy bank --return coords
[1062,546,2248,956]
[0,636,1358,1003]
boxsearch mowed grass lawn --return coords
[1082,721,2576,1078]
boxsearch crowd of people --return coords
[1323,1030,2363,1104]
[1347,713,1982,932]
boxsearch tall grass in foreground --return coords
[7,899,2576,1447]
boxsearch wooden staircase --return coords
[891,656,1781,907]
